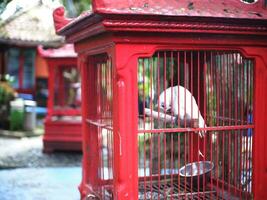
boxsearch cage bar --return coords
[137,50,254,200]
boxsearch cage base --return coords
[138,178,241,200]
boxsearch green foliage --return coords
[10,109,24,131]
[0,80,16,129]
[0,82,15,105]
[73,0,91,14]
[61,0,91,17]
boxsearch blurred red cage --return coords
[38,44,82,153]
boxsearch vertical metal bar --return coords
[149,133,153,200]
[177,52,181,127]
[215,51,220,200]
[164,52,167,128]
[227,53,232,195]
[170,132,174,199]
[184,51,187,128]
[190,51,193,198]
[150,58,153,130]
[178,131,181,194]
[190,51,193,125]
[106,60,109,122]
[233,53,239,197]
[238,53,243,199]
[142,58,147,199]
[203,51,209,133]
[240,57,244,135]
[99,127,104,180]
[97,64,101,117]
[250,60,253,194]
[244,59,250,198]
[101,63,105,181]
[110,57,114,184]
[206,53,211,196]
[247,60,253,195]
[111,57,115,183]
[143,59,146,130]
[251,60,254,198]
[209,51,214,199]
[104,131,107,181]
[107,129,111,180]
[183,51,187,192]
[149,58,153,199]
[157,133,161,200]
[241,57,244,126]
[157,52,161,200]
[206,52,210,135]
[248,61,252,197]
[222,52,226,198]
[246,59,249,199]
[102,63,104,123]
[109,61,112,181]
[184,131,187,195]
[197,51,200,199]
[171,51,174,127]
[110,58,113,130]
[107,59,111,180]
[163,51,167,199]
[246,60,250,125]
[177,51,181,194]
[234,128,238,195]
[102,63,105,121]
[170,51,174,198]
[203,51,207,191]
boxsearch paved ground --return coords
[0,136,82,168]
[0,135,82,200]
[0,167,81,200]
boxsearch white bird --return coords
[158,85,206,137]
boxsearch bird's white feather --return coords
[159,86,206,136]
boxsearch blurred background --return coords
[0,0,91,199]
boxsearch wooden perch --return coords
[144,108,199,128]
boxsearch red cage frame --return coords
[54,0,267,199]
[38,45,82,152]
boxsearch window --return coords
[54,66,81,109]
[7,48,19,88]
[7,48,36,91]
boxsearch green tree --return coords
[61,0,91,17]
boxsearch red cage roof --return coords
[91,0,267,19]
[38,44,77,58]
[54,0,267,42]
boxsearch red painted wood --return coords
[78,56,90,198]
[43,119,82,153]
[38,45,82,152]
[53,7,74,33]
[91,0,267,18]
[54,1,267,199]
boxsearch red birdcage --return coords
[54,0,267,199]
[38,44,82,152]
